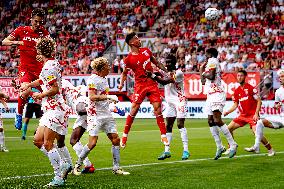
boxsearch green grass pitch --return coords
[1,118,284,188]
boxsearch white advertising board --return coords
[1,101,281,119]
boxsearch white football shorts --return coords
[87,116,117,136]
[165,100,186,118]
[39,109,68,136]
[205,92,226,115]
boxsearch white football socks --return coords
[77,145,91,165]
[57,146,73,166]
[179,128,188,152]
[40,146,48,156]
[73,142,92,167]
[165,133,172,152]
[0,131,4,145]
[47,148,61,177]
[210,126,223,149]
[254,120,264,149]
[112,145,120,171]
[220,124,237,148]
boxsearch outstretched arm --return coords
[150,55,168,73]
[118,68,128,91]
[146,71,174,85]
[2,35,24,46]
[223,102,238,116]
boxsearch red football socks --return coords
[123,115,135,134]
[17,96,26,115]
[156,114,166,135]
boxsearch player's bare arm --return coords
[89,88,108,101]
[146,71,174,85]
[0,92,9,100]
[118,68,128,91]
[199,62,207,84]
[274,102,281,109]
[33,82,59,100]
[253,97,262,121]
[223,102,238,116]
[2,35,24,46]
[20,79,41,92]
[150,56,168,73]
[201,68,216,81]
[0,99,9,112]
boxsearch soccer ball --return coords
[205,8,220,21]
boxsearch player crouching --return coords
[73,57,129,175]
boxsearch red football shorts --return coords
[132,84,161,104]
[18,70,40,83]
[233,115,256,129]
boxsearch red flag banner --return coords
[184,72,260,99]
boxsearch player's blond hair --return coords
[277,69,284,76]
[36,38,56,58]
[91,57,109,72]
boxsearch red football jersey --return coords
[124,47,157,87]
[9,26,49,74]
[232,83,259,116]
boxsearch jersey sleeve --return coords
[44,68,58,85]
[87,77,100,95]
[9,26,22,39]
[275,90,281,103]
[232,89,238,102]
[124,57,129,69]
[145,48,153,57]
[174,70,184,83]
[252,87,260,100]
[206,58,217,70]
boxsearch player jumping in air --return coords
[2,8,49,130]
[118,32,170,151]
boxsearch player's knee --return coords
[70,138,78,146]
[111,137,120,146]
[88,141,97,150]
[213,118,223,126]
[57,141,65,148]
[33,140,43,149]
[43,141,54,151]
[208,120,215,127]
[166,124,173,132]
[177,119,185,129]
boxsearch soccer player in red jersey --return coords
[118,32,170,154]
[223,70,275,156]
[2,8,49,130]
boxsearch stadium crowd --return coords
[0,0,283,96]
[0,0,169,76]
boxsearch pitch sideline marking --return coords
[1,151,284,181]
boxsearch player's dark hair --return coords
[125,32,136,45]
[238,69,247,76]
[31,8,45,18]
[206,48,218,58]
[36,38,56,58]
